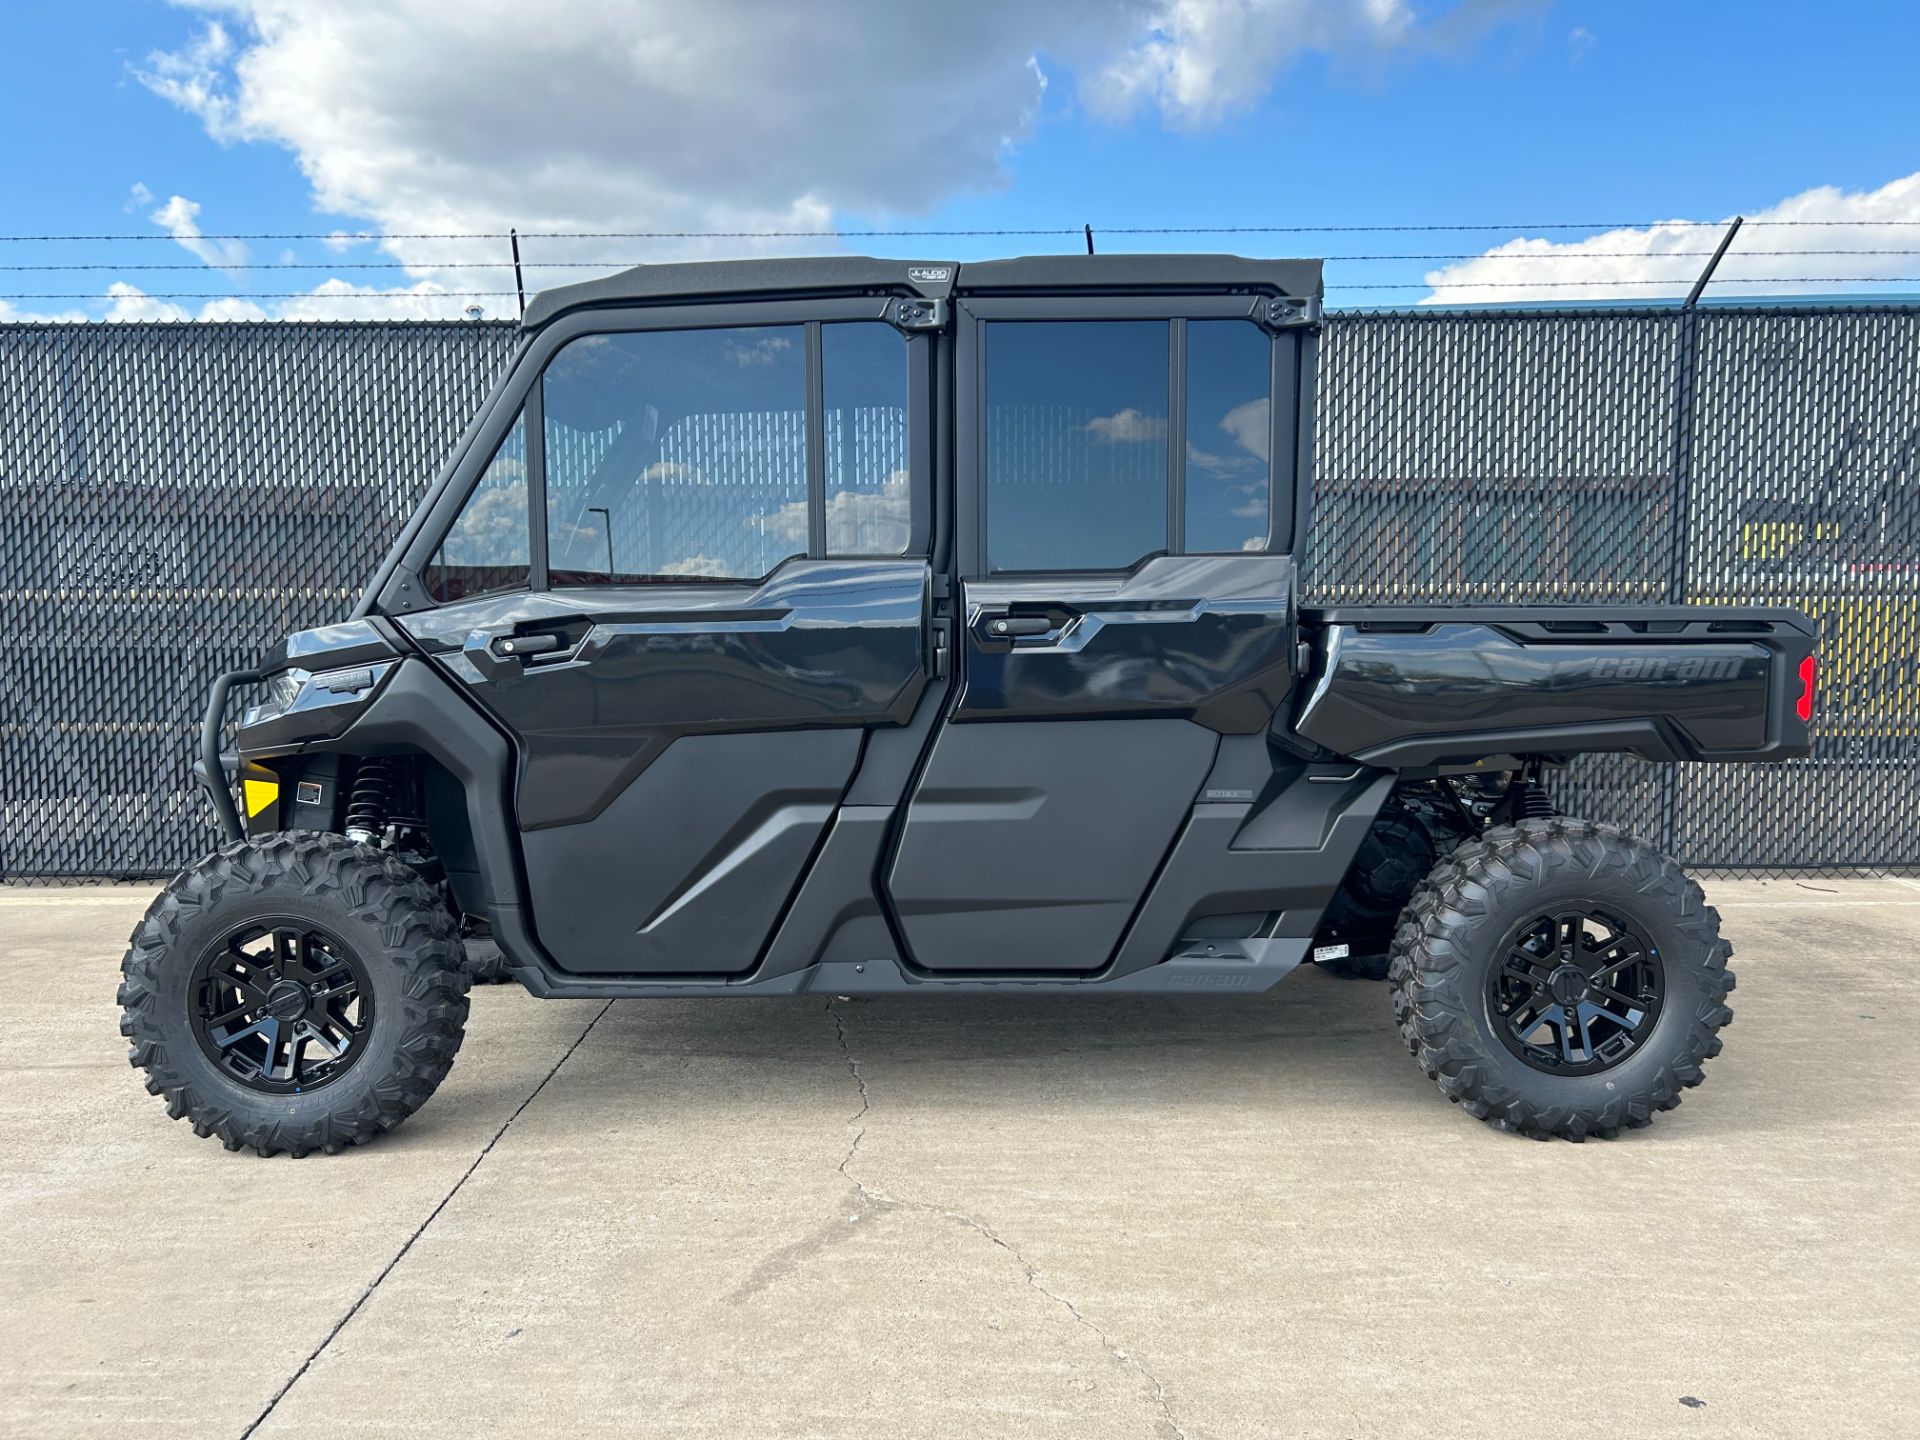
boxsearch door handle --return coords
[976,612,1060,641]
[490,633,562,659]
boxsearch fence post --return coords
[1656,217,1742,857]
[1667,217,1742,606]
[510,228,526,319]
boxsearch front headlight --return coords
[242,669,309,726]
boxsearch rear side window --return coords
[822,323,910,555]
[984,321,1169,573]
[424,411,529,602]
[1185,321,1273,553]
[543,327,808,585]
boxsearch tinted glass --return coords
[822,323,911,555]
[985,321,1168,572]
[543,326,806,585]
[425,411,528,602]
[1185,321,1272,553]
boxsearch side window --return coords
[424,411,529,603]
[822,323,910,555]
[543,327,807,584]
[985,321,1168,573]
[1185,321,1272,553]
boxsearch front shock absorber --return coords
[344,757,395,845]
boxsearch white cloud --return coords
[150,193,250,273]
[1567,25,1595,60]
[271,278,482,322]
[0,281,444,325]
[723,335,794,369]
[1218,397,1270,459]
[1084,0,1539,128]
[1084,407,1168,443]
[101,282,191,323]
[1421,170,1920,304]
[117,1,1531,319]
[0,297,90,324]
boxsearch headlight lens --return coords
[242,669,308,726]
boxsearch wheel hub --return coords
[1546,964,1591,1006]
[265,978,310,1022]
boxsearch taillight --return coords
[1795,654,1817,723]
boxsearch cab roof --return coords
[519,253,1324,330]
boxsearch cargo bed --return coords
[1294,607,1817,768]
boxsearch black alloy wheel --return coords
[188,920,375,1094]
[1487,907,1665,1076]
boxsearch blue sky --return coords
[3,1,1917,320]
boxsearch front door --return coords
[884,301,1304,973]
[396,302,934,975]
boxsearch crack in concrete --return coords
[237,999,614,1439]
[815,999,1192,1440]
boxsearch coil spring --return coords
[345,757,395,841]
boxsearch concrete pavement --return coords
[2,878,1916,1439]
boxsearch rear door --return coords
[883,296,1308,973]
[392,300,934,975]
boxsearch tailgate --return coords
[1294,608,1816,767]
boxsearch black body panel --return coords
[518,729,859,974]
[958,555,1296,733]
[401,559,929,829]
[887,719,1218,972]
[1295,610,1816,766]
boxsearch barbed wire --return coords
[11,277,1920,302]
[6,247,1920,273]
[6,220,1920,244]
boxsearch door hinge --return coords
[886,296,949,334]
[1256,295,1321,332]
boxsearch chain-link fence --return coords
[3,305,1916,877]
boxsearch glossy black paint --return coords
[519,730,859,974]
[1295,615,1815,767]
[957,555,1296,733]
[887,719,1219,972]
[236,661,397,759]
[399,558,930,829]
[224,619,409,779]
[262,618,401,673]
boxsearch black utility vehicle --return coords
[120,256,1818,1153]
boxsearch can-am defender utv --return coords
[119,255,1817,1154]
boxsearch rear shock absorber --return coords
[344,757,395,845]
[1503,760,1557,823]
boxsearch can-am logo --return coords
[1568,655,1745,681]
[906,265,951,283]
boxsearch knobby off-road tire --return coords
[1389,818,1734,1141]
[459,935,515,985]
[119,832,470,1156]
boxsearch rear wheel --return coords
[1390,818,1733,1140]
[119,832,469,1156]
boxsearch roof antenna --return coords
[1084,223,1095,255]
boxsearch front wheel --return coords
[1390,819,1734,1141]
[118,832,470,1156]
